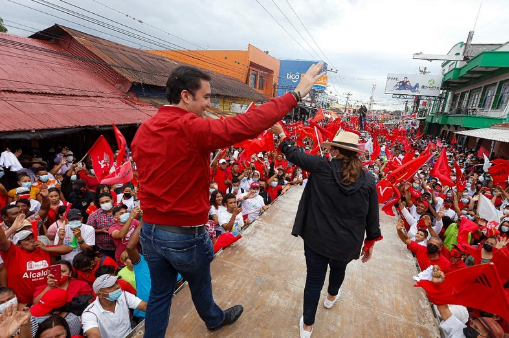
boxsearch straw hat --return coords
[321,130,367,153]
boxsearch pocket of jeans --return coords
[140,236,151,262]
[162,245,197,270]
[202,234,214,263]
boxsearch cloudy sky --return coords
[3,0,508,109]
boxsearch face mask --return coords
[374,167,379,171]
[0,297,17,313]
[34,315,50,324]
[119,213,130,223]
[462,192,468,197]
[252,192,259,197]
[443,203,452,208]
[501,226,509,233]
[209,188,215,194]
[259,186,265,193]
[123,193,132,199]
[68,220,81,229]
[0,172,4,179]
[89,169,95,176]
[461,198,469,204]
[106,289,122,302]
[252,178,259,182]
[38,175,49,182]
[413,183,420,190]
[467,215,474,220]
[100,202,113,211]
[233,186,239,191]
[446,193,453,197]
[297,170,302,174]
[57,275,70,286]
[66,156,74,162]
[271,182,278,188]
[21,182,32,188]
[461,210,468,215]
[483,243,493,252]
[427,243,439,254]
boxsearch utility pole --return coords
[344,92,352,112]
[368,84,376,111]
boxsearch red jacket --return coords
[131,93,296,226]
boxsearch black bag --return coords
[61,294,94,316]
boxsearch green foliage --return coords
[0,18,7,33]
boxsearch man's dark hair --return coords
[166,66,211,104]
[231,177,240,184]
[417,229,429,238]
[16,173,30,181]
[94,265,116,278]
[0,287,14,296]
[223,193,236,205]
[15,199,30,207]
[33,167,48,174]
[1,205,19,217]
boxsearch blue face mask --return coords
[119,213,130,223]
[0,172,4,179]
[34,315,50,324]
[68,220,81,229]
[38,175,49,182]
[90,169,95,176]
[107,289,122,302]
[209,188,215,194]
[252,178,259,182]
[21,182,32,188]
[70,175,77,181]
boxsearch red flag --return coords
[478,146,489,158]
[100,160,134,185]
[416,264,509,321]
[454,161,466,193]
[213,232,242,253]
[436,139,443,148]
[309,120,333,141]
[87,135,114,181]
[430,148,454,186]
[492,248,509,285]
[312,108,324,123]
[381,183,401,216]
[30,220,38,242]
[457,217,478,249]
[451,134,457,145]
[488,159,509,186]
[113,124,127,167]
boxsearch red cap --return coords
[250,182,260,189]
[418,201,429,209]
[30,288,69,317]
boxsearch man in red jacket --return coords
[131,63,324,338]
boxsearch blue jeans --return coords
[140,223,225,338]
[303,243,349,326]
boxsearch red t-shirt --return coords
[108,219,140,264]
[118,279,136,295]
[407,241,451,273]
[274,159,288,169]
[0,245,53,303]
[212,168,230,194]
[266,185,282,202]
[78,171,100,192]
[33,278,93,302]
[75,256,119,286]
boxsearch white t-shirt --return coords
[117,194,134,212]
[209,205,227,233]
[439,315,467,338]
[240,193,265,222]
[10,199,41,213]
[54,223,95,263]
[82,291,142,338]
[217,209,244,236]
[443,208,458,221]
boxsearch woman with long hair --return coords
[72,248,118,285]
[45,188,69,229]
[209,190,226,237]
[34,315,76,338]
[270,126,382,338]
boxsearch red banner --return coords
[488,159,509,186]
[430,148,454,187]
[87,135,114,181]
[113,124,127,167]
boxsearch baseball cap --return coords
[250,182,260,189]
[72,179,86,188]
[257,152,263,158]
[418,201,429,209]
[224,157,230,161]
[67,209,83,221]
[64,150,73,155]
[93,274,119,294]
[15,187,30,195]
[111,205,128,215]
[30,288,69,317]
[448,305,469,324]
[218,159,227,164]
[13,230,33,245]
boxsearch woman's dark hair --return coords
[96,184,110,195]
[56,206,68,218]
[210,190,223,208]
[72,248,99,270]
[335,147,362,185]
[166,66,211,104]
[48,187,60,195]
[35,315,71,338]
[94,265,115,278]
[54,259,72,272]
[95,192,113,208]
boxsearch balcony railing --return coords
[442,105,509,118]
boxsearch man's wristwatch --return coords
[77,238,85,245]
[290,90,302,103]
[278,133,286,139]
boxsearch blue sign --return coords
[277,59,327,96]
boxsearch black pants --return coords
[303,243,350,326]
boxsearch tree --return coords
[0,18,7,33]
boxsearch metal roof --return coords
[30,25,268,102]
[455,128,509,143]
[0,92,156,132]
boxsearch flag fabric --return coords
[436,139,443,148]
[415,263,509,321]
[213,232,242,253]
[363,134,380,166]
[457,217,479,249]
[451,134,457,145]
[488,159,509,186]
[491,248,509,285]
[312,108,324,123]
[478,146,489,158]
[430,148,454,186]
[113,124,127,167]
[100,160,134,185]
[87,135,114,181]
[483,153,492,172]
[478,193,501,223]
[454,161,466,193]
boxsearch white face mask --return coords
[100,202,113,211]
[271,181,278,188]
[504,209,509,215]
[0,297,17,313]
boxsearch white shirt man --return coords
[54,209,95,263]
[218,194,244,236]
[238,183,266,223]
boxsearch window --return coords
[258,76,265,90]
[458,92,468,108]
[467,88,481,108]
[496,82,509,110]
[481,84,497,110]
[250,73,257,88]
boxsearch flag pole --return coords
[77,153,88,164]
[314,126,323,157]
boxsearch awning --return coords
[455,128,509,143]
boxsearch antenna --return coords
[473,2,482,31]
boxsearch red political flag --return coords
[488,159,509,186]
[451,134,457,145]
[87,135,114,181]
[312,108,324,123]
[492,248,509,285]
[430,148,454,186]
[113,124,127,167]
[454,161,466,193]
[309,120,333,141]
[100,160,134,185]
[213,232,242,253]
[478,146,489,158]
[416,263,509,321]
[457,217,478,249]
[381,183,401,216]
[436,139,443,148]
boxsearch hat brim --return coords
[321,141,367,153]
[30,303,53,317]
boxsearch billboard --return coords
[277,59,327,96]
[384,73,442,97]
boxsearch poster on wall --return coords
[384,73,442,96]
[277,60,328,96]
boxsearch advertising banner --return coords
[384,73,442,97]
[278,60,327,96]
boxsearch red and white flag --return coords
[100,126,133,185]
[87,135,114,181]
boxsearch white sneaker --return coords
[299,316,313,338]
[323,290,341,309]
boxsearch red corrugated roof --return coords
[0,92,155,132]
